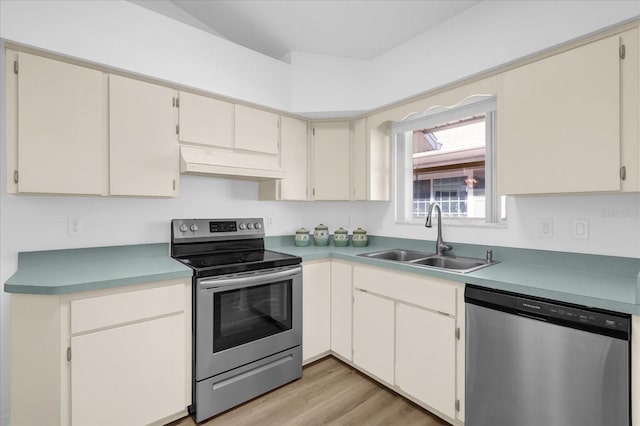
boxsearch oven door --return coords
[195,265,302,381]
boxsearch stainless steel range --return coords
[171,218,302,423]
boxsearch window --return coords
[393,96,505,224]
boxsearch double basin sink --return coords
[358,249,498,274]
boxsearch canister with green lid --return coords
[333,227,349,247]
[294,228,310,247]
[313,224,329,246]
[351,227,368,247]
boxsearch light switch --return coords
[573,219,589,240]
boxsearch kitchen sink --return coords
[358,249,498,273]
[410,255,492,273]
[359,249,434,262]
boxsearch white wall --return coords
[1,1,640,425]
[366,193,640,259]
[288,51,369,117]
[0,0,291,110]
[367,0,640,109]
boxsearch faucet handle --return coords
[486,249,493,263]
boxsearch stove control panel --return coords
[172,218,265,242]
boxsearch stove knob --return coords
[254,222,262,229]
[190,224,199,232]
[179,224,188,232]
[239,223,247,230]
[247,223,254,229]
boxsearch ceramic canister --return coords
[333,227,349,247]
[313,224,329,246]
[351,227,368,247]
[295,228,310,247]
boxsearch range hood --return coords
[180,145,285,181]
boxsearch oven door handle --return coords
[199,266,302,290]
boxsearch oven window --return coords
[213,280,292,353]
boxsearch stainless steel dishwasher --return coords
[465,284,630,426]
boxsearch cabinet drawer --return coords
[353,266,456,315]
[71,284,185,334]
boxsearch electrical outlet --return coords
[537,218,553,238]
[267,216,274,228]
[67,217,82,236]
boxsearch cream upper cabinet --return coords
[109,75,179,197]
[259,116,308,200]
[302,262,331,362]
[235,104,279,154]
[330,260,353,361]
[396,303,456,419]
[8,51,108,195]
[178,91,234,149]
[311,122,351,200]
[498,33,624,195]
[279,116,308,200]
[351,118,367,200]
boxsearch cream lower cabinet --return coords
[352,289,395,384]
[330,260,353,361]
[352,264,464,424]
[396,303,456,420]
[302,261,331,362]
[10,279,191,426]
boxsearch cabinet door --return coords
[330,261,352,360]
[279,116,309,200]
[312,122,350,200]
[302,262,331,361]
[71,314,186,426]
[396,303,456,419]
[235,104,279,154]
[110,75,179,196]
[16,52,107,195]
[351,118,367,200]
[498,34,621,195]
[353,289,394,384]
[178,91,234,148]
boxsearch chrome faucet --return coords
[425,202,452,256]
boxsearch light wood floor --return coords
[170,356,451,426]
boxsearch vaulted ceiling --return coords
[130,0,481,61]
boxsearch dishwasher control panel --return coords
[516,298,628,331]
[465,284,630,340]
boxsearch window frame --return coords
[392,96,504,226]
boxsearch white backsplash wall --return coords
[364,193,640,259]
[1,175,368,256]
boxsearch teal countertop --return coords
[4,238,639,315]
[4,243,193,295]
[266,236,640,315]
